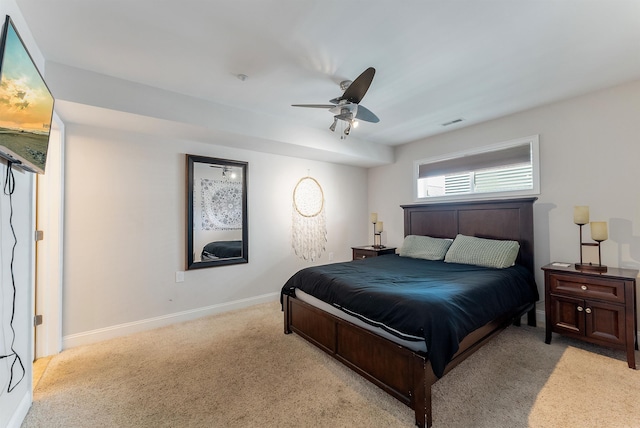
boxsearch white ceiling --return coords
[14,0,640,155]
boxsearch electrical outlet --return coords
[175,271,185,283]
[329,252,334,261]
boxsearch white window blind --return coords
[415,136,539,200]
[474,164,533,193]
[418,144,530,179]
[444,173,471,194]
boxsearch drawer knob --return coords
[581,285,588,291]
[585,307,592,314]
[577,306,584,312]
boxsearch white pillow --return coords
[399,235,453,261]
[444,234,519,268]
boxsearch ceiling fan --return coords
[292,67,380,138]
[209,164,237,179]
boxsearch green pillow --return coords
[444,234,519,268]
[399,235,453,261]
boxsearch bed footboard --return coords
[284,293,433,426]
[283,293,531,427]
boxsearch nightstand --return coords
[542,262,639,369]
[351,246,396,260]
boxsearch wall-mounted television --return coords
[0,15,54,174]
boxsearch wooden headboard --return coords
[401,197,536,273]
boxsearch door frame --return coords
[34,112,64,358]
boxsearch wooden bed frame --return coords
[283,197,538,427]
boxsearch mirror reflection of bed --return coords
[200,239,242,261]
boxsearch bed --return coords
[281,197,538,427]
[201,240,242,260]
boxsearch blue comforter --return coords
[281,254,538,377]
[202,240,242,259]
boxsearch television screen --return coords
[0,15,54,174]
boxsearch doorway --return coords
[33,114,64,363]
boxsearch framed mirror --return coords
[186,154,248,269]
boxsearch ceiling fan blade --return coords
[355,105,380,123]
[338,67,375,104]
[292,104,335,108]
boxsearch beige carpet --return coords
[22,301,640,428]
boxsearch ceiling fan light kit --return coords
[339,80,352,91]
[292,67,379,138]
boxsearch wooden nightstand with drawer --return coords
[542,263,639,369]
[351,246,396,260]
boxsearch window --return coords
[414,135,539,201]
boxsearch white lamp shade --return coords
[574,206,589,225]
[590,221,608,241]
[370,212,378,223]
[375,221,383,233]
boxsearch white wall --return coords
[0,163,34,428]
[0,0,46,425]
[369,78,640,315]
[61,123,368,344]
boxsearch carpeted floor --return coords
[22,301,640,427]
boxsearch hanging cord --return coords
[0,162,26,393]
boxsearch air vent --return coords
[442,118,464,127]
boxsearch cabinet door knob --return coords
[581,285,588,291]
[577,306,584,312]
[585,307,592,314]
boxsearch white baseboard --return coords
[62,292,280,349]
[7,390,32,428]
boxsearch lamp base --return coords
[373,232,382,248]
[575,262,607,273]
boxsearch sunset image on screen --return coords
[0,18,54,173]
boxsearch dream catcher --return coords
[292,176,327,261]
